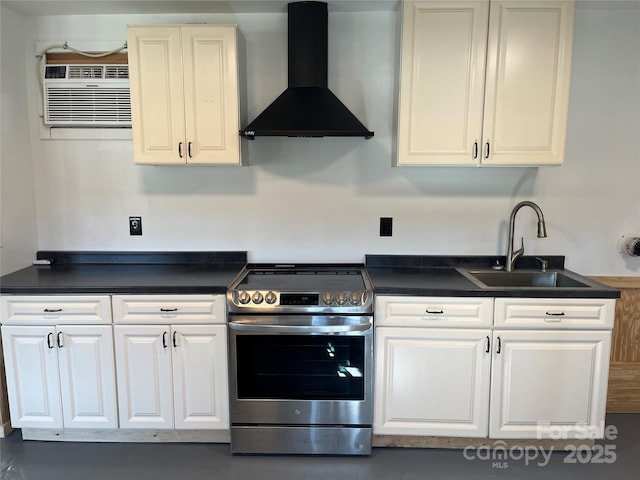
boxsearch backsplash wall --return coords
[2,2,639,276]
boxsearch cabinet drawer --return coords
[375,296,493,328]
[494,298,615,329]
[0,295,112,325]
[112,295,225,324]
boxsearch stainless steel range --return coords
[227,264,374,455]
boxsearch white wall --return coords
[6,1,640,275]
[0,5,39,275]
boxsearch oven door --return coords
[228,315,373,427]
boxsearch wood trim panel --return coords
[373,435,594,450]
[591,276,640,289]
[21,428,230,443]
[609,288,640,363]
[607,363,640,412]
[0,338,10,435]
[45,52,128,64]
[591,276,640,412]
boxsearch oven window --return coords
[235,335,365,400]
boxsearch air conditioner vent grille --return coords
[68,65,104,79]
[105,65,129,79]
[43,64,131,126]
[45,86,131,125]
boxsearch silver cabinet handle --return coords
[57,332,64,348]
[172,331,178,348]
[178,142,183,158]
[188,142,193,158]
[485,336,490,353]
[47,332,54,349]
[44,308,62,313]
[160,308,178,312]
[485,142,490,159]
[425,309,444,315]
[162,331,168,349]
[473,142,479,159]
[496,336,502,354]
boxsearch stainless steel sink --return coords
[462,270,592,288]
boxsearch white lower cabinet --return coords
[374,296,493,437]
[374,296,615,440]
[114,325,174,428]
[114,324,228,430]
[375,327,491,436]
[112,295,229,430]
[489,329,611,439]
[172,325,228,429]
[1,324,117,429]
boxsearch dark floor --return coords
[1,414,639,480]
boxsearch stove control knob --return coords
[265,291,277,304]
[322,292,334,305]
[252,292,264,304]
[238,291,251,305]
[349,292,361,305]
[336,292,347,305]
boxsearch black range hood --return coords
[240,1,374,140]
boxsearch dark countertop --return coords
[0,251,247,294]
[0,252,621,299]
[365,255,621,299]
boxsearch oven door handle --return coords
[228,319,372,334]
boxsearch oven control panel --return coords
[226,266,374,314]
[228,290,370,312]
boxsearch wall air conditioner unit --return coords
[43,64,131,127]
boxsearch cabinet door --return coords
[397,0,489,165]
[490,329,611,439]
[1,326,62,429]
[114,325,174,429]
[482,0,575,165]
[182,26,241,165]
[57,325,117,429]
[374,327,491,437]
[128,26,186,165]
[172,325,229,429]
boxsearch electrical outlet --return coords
[380,217,393,237]
[129,216,142,236]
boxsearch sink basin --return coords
[463,270,591,288]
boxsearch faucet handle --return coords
[515,237,525,256]
[536,257,549,272]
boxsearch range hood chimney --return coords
[240,1,374,139]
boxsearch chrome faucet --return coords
[506,201,547,272]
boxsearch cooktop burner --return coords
[237,268,366,291]
[227,265,373,314]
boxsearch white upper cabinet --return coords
[483,1,575,165]
[398,1,489,165]
[397,0,575,166]
[127,25,241,166]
